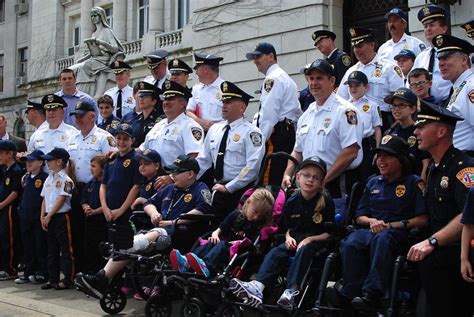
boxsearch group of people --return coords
[0,3,472,316]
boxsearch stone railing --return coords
[123,39,142,56]
[156,29,183,48]
[56,56,74,71]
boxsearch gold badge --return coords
[75,102,82,109]
[222,82,228,92]
[394,66,403,78]
[435,35,443,47]
[381,135,392,145]
[233,134,240,142]
[47,95,54,102]
[422,6,430,17]
[173,59,179,66]
[107,136,116,147]
[35,179,42,188]
[362,104,370,112]
[184,193,193,203]
[440,176,449,189]
[374,68,382,77]
[350,28,356,37]
[146,182,152,191]
[123,159,131,167]
[324,118,331,128]
[139,82,145,90]
[350,71,357,78]
[313,212,323,224]
[5,178,10,186]
[91,135,97,144]
[395,184,406,197]
[407,136,416,147]
[342,55,351,67]
[55,180,61,188]
[165,80,171,89]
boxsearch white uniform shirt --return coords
[446,69,474,151]
[139,112,204,166]
[294,93,363,171]
[187,77,225,123]
[378,33,426,62]
[255,64,303,142]
[67,126,117,183]
[104,85,136,118]
[411,47,451,103]
[144,70,170,89]
[28,121,78,153]
[40,170,74,214]
[351,96,382,138]
[196,118,265,193]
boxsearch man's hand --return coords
[154,175,173,190]
[212,184,228,194]
[281,175,292,189]
[150,211,162,226]
[41,214,50,231]
[407,239,435,262]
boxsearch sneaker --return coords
[0,271,18,281]
[169,249,190,273]
[74,270,108,300]
[229,278,263,308]
[14,276,30,284]
[29,275,47,284]
[186,253,210,278]
[277,288,300,310]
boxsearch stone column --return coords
[149,0,164,32]
[113,0,127,41]
[80,0,94,41]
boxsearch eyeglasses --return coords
[299,172,323,182]
[389,103,411,110]
[409,80,428,88]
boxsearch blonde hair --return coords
[243,188,275,225]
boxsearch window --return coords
[0,0,4,23]
[13,118,25,139]
[105,6,113,28]
[137,0,149,38]
[73,18,81,47]
[177,0,190,29]
[0,55,3,93]
[18,47,27,77]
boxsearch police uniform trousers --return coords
[20,211,47,278]
[83,214,108,274]
[47,212,75,285]
[0,206,21,275]
[418,245,474,317]
[262,120,295,186]
[212,183,253,222]
[71,182,86,272]
[359,136,377,183]
[340,228,409,299]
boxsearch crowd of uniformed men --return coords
[0,4,473,316]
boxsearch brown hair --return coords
[90,155,108,169]
[97,95,114,107]
[59,68,76,80]
[242,188,275,225]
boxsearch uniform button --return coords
[439,197,442,201]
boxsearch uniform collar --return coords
[266,63,279,76]
[327,48,339,59]
[315,93,336,112]
[453,69,472,87]
[364,53,381,66]
[390,33,409,44]
[49,121,68,132]
[351,96,368,103]
[52,169,67,178]
[82,125,98,139]
[433,145,457,170]
[227,117,245,130]
[167,112,186,124]
[207,76,224,88]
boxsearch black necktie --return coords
[214,125,230,181]
[428,48,436,73]
[448,86,454,100]
[116,89,122,118]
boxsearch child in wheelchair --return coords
[230,157,335,310]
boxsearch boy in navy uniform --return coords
[97,95,121,134]
[0,140,24,280]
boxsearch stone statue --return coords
[73,7,125,99]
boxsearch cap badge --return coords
[422,6,430,17]
[435,35,443,47]
[350,71,357,78]
[173,59,179,66]
[144,149,151,155]
[139,82,145,90]
[312,33,317,41]
[222,82,228,92]
[175,158,182,164]
[75,102,81,109]
[165,81,171,89]
[381,135,392,145]
[121,123,129,130]
[114,61,119,67]
[47,95,54,102]
[350,28,356,37]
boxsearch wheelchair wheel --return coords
[99,288,127,315]
[415,288,429,317]
[145,294,172,317]
[181,298,206,317]
[215,304,241,317]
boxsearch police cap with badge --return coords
[41,147,70,162]
[137,81,162,99]
[26,100,43,112]
[0,140,17,152]
[415,99,463,128]
[164,154,200,174]
[311,30,336,46]
[168,58,193,75]
[417,5,446,25]
[461,19,474,39]
[193,52,223,69]
[41,94,67,109]
[384,87,418,106]
[162,80,192,101]
[385,7,407,22]
[246,42,277,59]
[394,49,416,61]
[304,59,336,77]
[344,71,368,85]
[220,81,253,105]
[113,122,135,138]
[135,149,161,164]
[143,49,169,69]
[69,100,96,116]
[375,135,412,173]
[20,150,45,161]
[349,27,376,46]
[432,34,474,58]
[110,61,132,74]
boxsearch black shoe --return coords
[325,285,351,308]
[74,270,108,299]
[351,290,381,312]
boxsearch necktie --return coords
[214,125,230,181]
[428,48,436,73]
[116,89,122,118]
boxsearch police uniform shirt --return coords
[219,210,265,242]
[131,107,164,148]
[140,174,159,200]
[298,86,315,112]
[327,48,352,86]
[385,123,430,163]
[144,181,212,220]
[55,90,97,127]
[337,54,405,112]
[461,187,474,224]
[283,191,335,244]
[294,93,363,171]
[196,118,265,193]
[356,174,426,223]
[102,150,143,210]
[104,85,136,117]
[378,33,426,62]
[255,63,303,142]
[27,121,78,153]
[0,162,23,209]
[143,70,170,89]
[139,112,204,167]
[18,171,48,219]
[411,47,451,103]
[351,96,382,138]
[186,77,225,123]
[446,69,474,151]
[81,178,101,210]
[122,110,140,125]
[67,125,117,183]
[40,170,74,214]
[98,115,121,134]
[425,146,474,233]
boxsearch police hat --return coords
[20,149,45,161]
[164,154,200,174]
[137,81,162,99]
[0,140,17,152]
[417,5,446,25]
[162,80,192,101]
[110,61,132,74]
[113,123,134,138]
[299,157,327,178]
[41,147,70,161]
[394,49,416,61]
[26,100,43,112]
[193,52,223,69]
[349,27,376,46]
[344,71,368,85]
[245,42,277,59]
[69,100,96,116]
[312,30,336,46]
[376,135,410,158]
[304,59,336,77]
[385,8,407,21]
[42,94,67,109]
[144,49,169,69]
[432,34,474,58]
[168,58,193,74]
[384,87,418,106]
[135,149,161,164]
[220,81,253,105]
[415,99,463,127]
[461,19,474,39]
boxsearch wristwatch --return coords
[400,219,409,229]
[428,236,439,248]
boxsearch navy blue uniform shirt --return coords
[461,187,474,225]
[18,171,48,219]
[0,162,23,210]
[122,111,139,125]
[131,107,165,148]
[98,115,121,135]
[81,178,102,210]
[298,87,315,113]
[139,174,159,200]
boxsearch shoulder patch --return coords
[201,189,212,205]
[249,132,262,146]
[469,89,474,104]
[345,110,358,125]
[107,136,116,147]
[64,181,73,194]
[342,54,352,67]
[191,127,203,141]
[456,167,474,188]
[407,135,417,147]
[394,66,403,78]
[419,43,426,51]
[264,79,274,93]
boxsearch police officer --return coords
[97,95,121,134]
[143,49,170,89]
[338,136,427,311]
[246,42,302,186]
[140,80,203,190]
[196,81,264,219]
[412,5,451,105]
[121,82,141,125]
[186,52,225,131]
[338,27,405,132]
[378,8,426,62]
[282,59,363,200]
[432,34,474,156]
[131,81,164,148]
[25,100,47,131]
[407,100,474,317]
[104,61,135,119]
[168,58,193,91]
[312,30,352,87]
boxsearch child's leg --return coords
[202,240,230,272]
[47,217,60,284]
[286,242,323,290]
[56,213,76,285]
[33,218,48,278]
[0,207,19,275]
[20,217,35,277]
[255,243,292,289]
